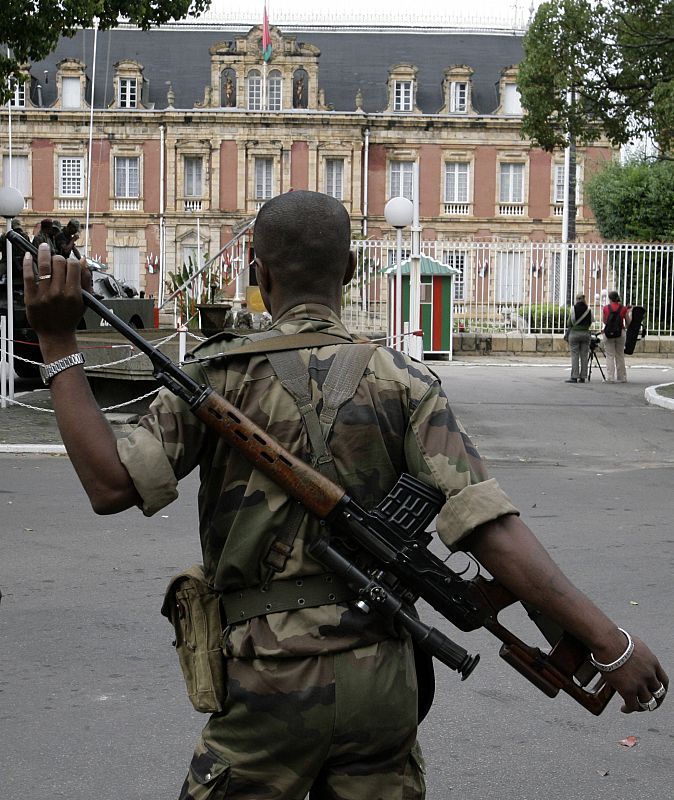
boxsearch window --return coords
[115,157,140,198]
[389,160,414,201]
[247,70,262,111]
[553,163,581,206]
[450,82,467,113]
[499,163,524,203]
[325,159,344,200]
[59,157,84,196]
[393,80,413,112]
[184,157,203,197]
[496,252,523,303]
[420,275,432,304]
[502,84,523,115]
[118,78,138,109]
[112,247,140,291]
[444,162,469,204]
[268,70,282,111]
[62,77,81,109]
[2,155,29,198]
[442,249,466,301]
[255,158,273,200]
[9,81,26,108]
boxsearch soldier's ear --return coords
[343,251,356,286]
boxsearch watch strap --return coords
[40,352,86,386]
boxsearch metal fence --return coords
[343,239,674,337]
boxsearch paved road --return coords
[1,359,673,800]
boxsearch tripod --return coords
[587,336,606,382]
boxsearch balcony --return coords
[443,202,470,216]
[184,199,203,213]
[553,204,579,217]
[57,197,84,211]
[498,203,525,216]
[114,198,140,211]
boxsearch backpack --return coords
[604,305,623,338]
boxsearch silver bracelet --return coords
[590,628,634,672]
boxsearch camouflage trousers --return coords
[178,637,425,800]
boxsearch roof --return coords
[386,255,461,276]
[27,26,523,113]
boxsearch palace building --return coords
[1,20,612,300]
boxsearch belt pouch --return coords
[161,564,227,713]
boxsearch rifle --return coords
[10,231,615,715]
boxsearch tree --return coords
[518,0,674,153]
[1,0,212,103]
[585,158,674,241]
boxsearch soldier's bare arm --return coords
[23,245,140,514]
[464,513,668,713]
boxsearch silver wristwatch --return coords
[39,352,86,386]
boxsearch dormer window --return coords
[394,80,413,112]
[62,77,82,109]
[119,77,138,109]
[387,65,418,114]
[111,60,148,110]
[497,66,523,115]
[450,82,468,113]
[442,66,474,115]
[9,79,26,108]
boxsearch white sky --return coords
[199,0,545,27]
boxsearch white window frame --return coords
[2,155,29,199]
[62,77,81,109]
[255,157,274,200]
[496,251,523,303]
[247,70,262,111]
[325,158,344,201]
[442,249,466,302]
[444,162,469,204]
[118,77,138,109]
[393,80,413,112]
[389,160,414,201]
[268,70,282,111]
[499,162,525,204]
[115,156,140,198]
[112,246,140,292]
[553,163,582,205]
[184,156,203,198]
[9,82,26,108]
[59,157,85,196]
[450,82,468,113]
[502,84,523,115]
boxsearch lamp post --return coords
[384,196,413,350]
[0,185,26,407]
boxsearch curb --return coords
[0,444,67,454]
[645,384,674,411]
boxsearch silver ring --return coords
[653,684,667,700]
[638,697,658,711]
[36,273,52,281]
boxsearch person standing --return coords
[602,290,630,383]
[31,218,57,255]
[564,293,592,383]
[21,192,668,798]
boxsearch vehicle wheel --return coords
[129,315,144,329]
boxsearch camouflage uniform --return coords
[117,303,518,799]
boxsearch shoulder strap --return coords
[261,342,375,583]
[189,332,354,363]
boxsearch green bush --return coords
[520,304,568,333]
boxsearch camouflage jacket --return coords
[118,303,517,657]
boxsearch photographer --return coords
[564,293,592,383]
[602,291,631,383]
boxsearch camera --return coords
[589,333,600,351]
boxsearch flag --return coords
[262,3,272,63]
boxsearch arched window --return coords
[247,70,262,111]
[268,70,282,111]
[293,69,308,109]
[221,68,237,107]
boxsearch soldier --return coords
[54,218,82,260]
[31,218,57,255]
[233,299,254,330]
[23,191,667,799]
